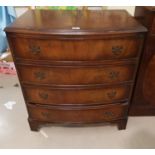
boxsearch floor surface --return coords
[0,74,155,149]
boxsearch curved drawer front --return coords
[12,37,142,61]
[27,103,128,123]
[24,85,131,105]
[18,64,135,85]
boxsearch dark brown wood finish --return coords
[17,63,136,85]
[9,36,143,61]
[27,103,128,131]
[129,6,155,115]
[5,10,146,35]
[5,9,146,131]
[23,84,132,105]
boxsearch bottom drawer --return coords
[27,103,128,123]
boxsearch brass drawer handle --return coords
[103,111,114,117]
[109,71,120,80]
[34,72,46,80]
[41,112,49,118]
[29,45,41,55]
[107,90,117,99]
[39,92,48,100]
[112,46,123,56]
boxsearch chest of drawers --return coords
[5,10,147,131]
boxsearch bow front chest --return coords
[5,10,147,131]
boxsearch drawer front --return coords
[17,64,136,85]
[24,85,131,105]
[12,37,142,61]
[27,103,128,123]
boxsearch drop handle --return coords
[34,71,46,80]
[112,46,123,56]
[103,111,114,117]
[29,45,41,55]
[109,71,120,80]
[107,90,117,99]
[41,112,50,118]
[39,92,48,100]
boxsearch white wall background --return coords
[15,7,29,17]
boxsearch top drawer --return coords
[10,36,143,61]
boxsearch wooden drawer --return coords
[11,36,142,61]
[27,103,128,123]
[24,84,132,105]
[17,64,136,85]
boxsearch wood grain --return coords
[4,10,147,35]
[23,84,132,105]
[10,36,143,61]
[27,103,128,123]
[17,63,136,85]
[5,9,146,130]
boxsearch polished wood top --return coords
[145,6,155,11]
[5,9,147,35]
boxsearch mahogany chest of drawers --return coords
[5,9,147,131]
